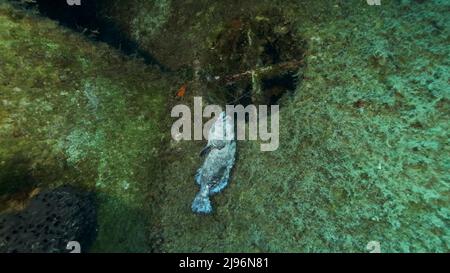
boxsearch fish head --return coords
[209,112,235,141]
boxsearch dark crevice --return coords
[15,0,171,72]
[262,72,297,106]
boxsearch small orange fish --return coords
[176,84,187,98]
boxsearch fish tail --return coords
[191,192,212,214]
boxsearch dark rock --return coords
[0,186,97,253]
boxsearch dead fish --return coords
[192,112,236,214]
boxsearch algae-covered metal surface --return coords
[0,0,448,253]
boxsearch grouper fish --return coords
[192,112,236,214]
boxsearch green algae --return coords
[0,1,171,252]
[143,0,449,252]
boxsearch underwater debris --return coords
[212,59,304,89]
[175,83,187,98]
[192,112,236,214]
[205,12,306,106]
